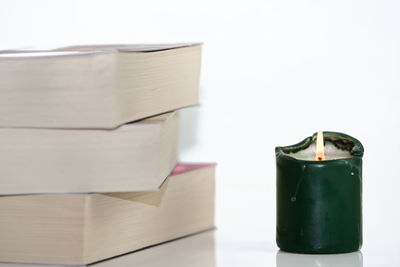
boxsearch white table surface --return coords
[98,221,399,267]
[1,219,398,267]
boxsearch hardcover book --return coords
[0,43,201,128]
[0,112,178,195]
[0,231,216,267]
[0,163,216,265]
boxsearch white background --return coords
[1,1,400,266]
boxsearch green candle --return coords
[275,131,364,254]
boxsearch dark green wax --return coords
[276,132,364,254]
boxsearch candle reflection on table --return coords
[276,250,363,267]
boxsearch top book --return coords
[0,43,201,128]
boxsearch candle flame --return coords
[316,131,325,161]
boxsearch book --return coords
[0,163,216,265]
[0,111,178,195]
[0,231,215,267]
[94,230,215,267]
[0,43,201,128]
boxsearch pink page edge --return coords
[171,163,216,176]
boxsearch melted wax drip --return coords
[291,164,307,202]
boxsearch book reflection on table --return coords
[0,230,216,267]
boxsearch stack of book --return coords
[0,44,215,265]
